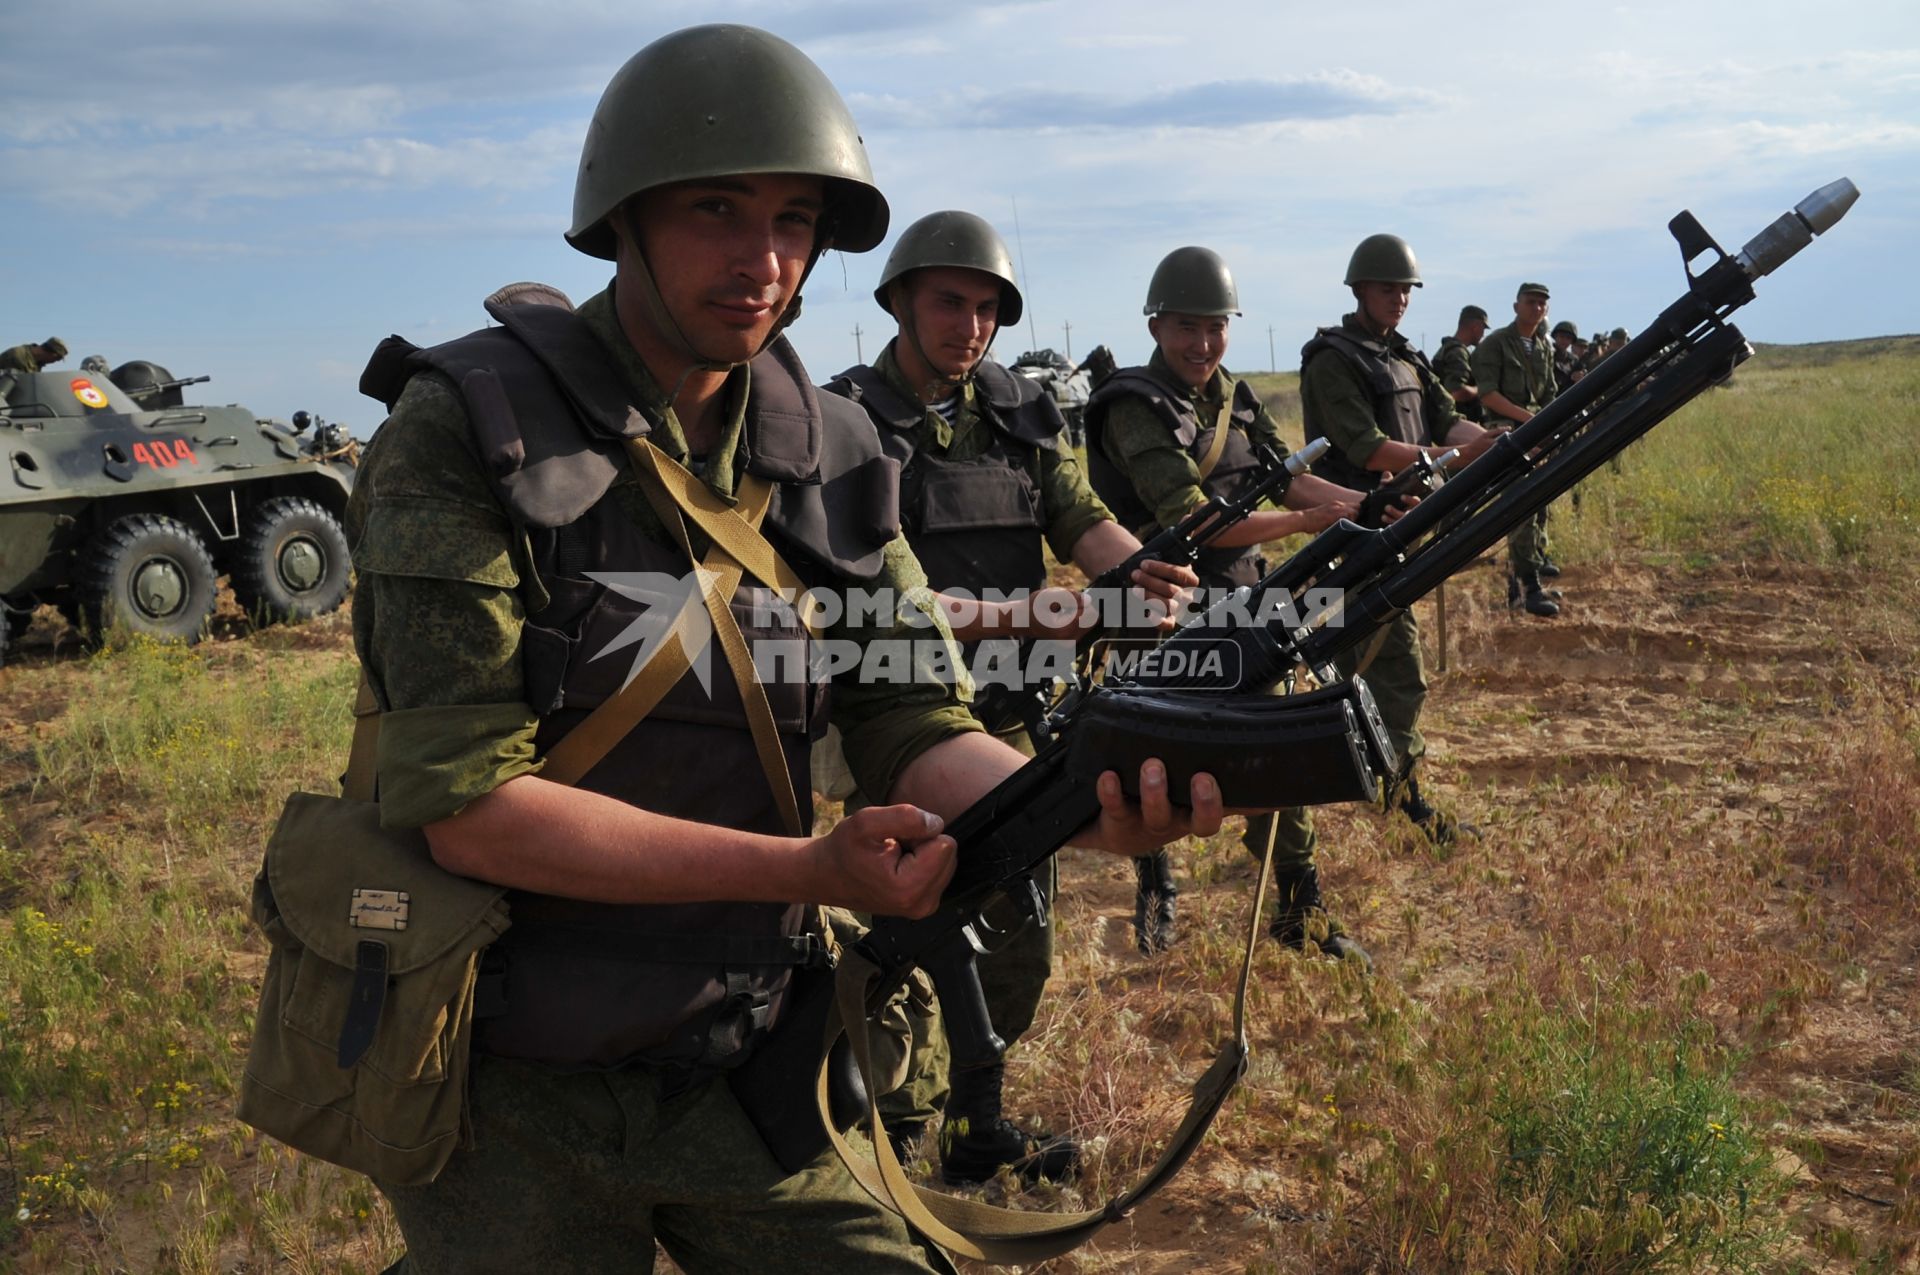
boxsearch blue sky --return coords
[3,0,1914,434]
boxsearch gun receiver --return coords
[1356,447,1458,529]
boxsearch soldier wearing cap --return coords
[339,25,1222,1272]
[1550,319,1585,395]
[820,210,1195,1185]
[1431,305,1488,421]
[0,337,68,374]
[1085,246,1374,965]
[1473,282,1562,617]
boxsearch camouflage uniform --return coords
[1430,336,1482,422]
[0,345,45,373]
[1473,321,1558,571]
[351,288,969,1274]
[1088,350,1323,875]
[829,340,1111,1135]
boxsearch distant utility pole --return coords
[852,323,863,363]
[1010,195,1040,353]
[1268,325,1276,374]
[1061,320,1073,361]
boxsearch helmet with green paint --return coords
[1551,320,1579,338]
[567,24,889,260]
[1344,234,1422,287]
[874,210,1024,326]
[1143,246,1240,317]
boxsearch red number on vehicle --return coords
[172,438,197,464]
[132,442,154,467]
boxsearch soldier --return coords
[1290,234,1504,857]
[821,209,1196,1184]
[1085,246,1374,966]
[1605,326,1630,359]
[1431,305,1488,422]
[343,25,1221,1273]
[1474,282,1562,617]
[1550,319,1585,395]
[0,337,68,374]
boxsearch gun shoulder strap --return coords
[1196,398,1233,481]
[350,439,806,837]
[818,834,1278,1264]
[542,438,811,835]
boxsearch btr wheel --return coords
[230,497,352,624]
[79,514,219,645]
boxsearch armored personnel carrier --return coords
[0,360,358,663]
[1009,348,1091,444]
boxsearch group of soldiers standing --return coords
[1432,292,1628,615]
[230,21,1633,1273]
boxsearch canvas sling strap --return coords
[1196,393,1233,481]
[815,822,1278,1264]
[536,439,809,836]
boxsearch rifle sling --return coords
[1196,400,1232,481]
[350,438,806,839]
[818,832,1275,1263]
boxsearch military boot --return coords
[939,1061,1078,1185]
[1508,570,1560,618]
[1269,864,1372,970]
[1132,851,1179,954]
[1537,554,1563,579]
[1395,766,1480,847]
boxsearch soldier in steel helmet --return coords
[1280,235,1505,874]
[1431,305,1488,422]
[820,209,1197,1185]
[1474,282,1563,617]
[0,337,68,374]
[1084,246,1375,965]
[1550,319,1585,395]
[343,26,1222,1273]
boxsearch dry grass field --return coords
[3,336,1917,1272]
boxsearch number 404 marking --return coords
[131,439,198,469]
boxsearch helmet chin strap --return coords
[620,204,830,401]
[893,279,997,402]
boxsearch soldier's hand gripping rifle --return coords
[821,181,1856,1260]
[1356,447,1458,529]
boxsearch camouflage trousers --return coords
[378,1053,954,1274]
[876,725,1054,1132]
[1254,609,1429,866]
[1507,500,1554,571]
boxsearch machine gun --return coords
[820,181,1858,1261]
[1357,446,1457,528]
[970,437,1331,739]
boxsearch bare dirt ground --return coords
[2,551,1915,1271]
[1004,552,1920,1272]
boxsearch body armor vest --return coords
[1300,326,1435,493]
[1084,364,1267,588]
[363,301,900,1072]
[823,359,1061,601]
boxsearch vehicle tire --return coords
[1,596,31,662]
[78,514,219,646]
[229,497,352,624]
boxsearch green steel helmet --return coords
[1143,246,1240,317]
[1344,234,1422,287]
[1609,326,1630,342]
[874,210,1024,326]
[42,336,68,360]
[567,24,889,261]
[1551,320,1579,338]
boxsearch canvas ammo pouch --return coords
[237,789,509,1186]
